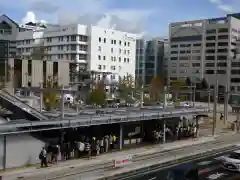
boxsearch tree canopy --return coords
[43,76,59,111]
[149,76,163,101]
[88,80,106,105]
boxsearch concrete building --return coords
[16,24,137,87]
[0,15,20,80]
[168,13,240,92]
[135,38,166,85]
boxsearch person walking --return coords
[85,141,91,159]
[39,147,48,168]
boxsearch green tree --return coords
[118,74,134,102]
[149,76,163,101]
[43,76,59,111]
[89,80,106,105]
[171,79,185,100]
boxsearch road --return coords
[120,150,240,180]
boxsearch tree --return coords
[201,78,209,89]
[171,79,185,100]
[149,76,163,101]
[89,80,106,105]
[118,74,135,102]
[43,76,59,111]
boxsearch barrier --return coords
[114,155,133,168]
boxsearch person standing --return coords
[39,147,48,168]
[85,141,91,159]
[100,138,104,153]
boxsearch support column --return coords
[196,116,199,138]
[224,91,228,125]
[61,85,65,118]
[39,83,43,112]
[3,135,6,171]
[163,119,166,143]
[119,124,123,150]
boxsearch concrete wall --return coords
[0,134,44,169]
[32,60,43,87]
[58,61,69,86]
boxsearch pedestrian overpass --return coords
[0,90,49,121]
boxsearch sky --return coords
[0,0,240,37]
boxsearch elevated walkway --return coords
[0,90,48,121]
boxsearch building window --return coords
[119,57,121,62]
[111,66,116,70]
[71,35,76,41]
[124,42,127,46]
[128,42,130,46]
[103,38,106,43]
[28,60,32,76]
[99,37,101,42]
[119,40,122,45]
[98,46,101,51]
[58,36,64,42]
[98,65,102,70]
[111,48,113,53]
[103,56,106,60]
[103,65,106,70]
[98,55,101,60]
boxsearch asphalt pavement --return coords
[119,150,240,180]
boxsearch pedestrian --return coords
[100,138,104,153]
[109,134,113,150]
[96,140,100,156]
[220,113,224,121]
[85,141,91,159]
[51,145,60,164]
[104,136,109,153]
[39,147,48,168]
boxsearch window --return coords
[71,35,76,41]
[119,57,121,62]
[98,55,101,60]
[111,66,116,70]
[103,56,106,60]
[124,42,127,46]
[103,65,106,70]
[111,48,113,53]
[103,38,106,43]
[99,37,101,42]
[218,28,228,33]
[218,35,228,39]
[193,43,201,47]
[98,65,102,70]
[171,57,177,60]
[206,29,216,34]
[128,42,130,46]
[171,44,178,48]
[71,45,76,51]
[28,60,32,76]
[205,70,214,74]
[217,70,226,74]
[119,49,121,53]
[119,40,122,45]
[205,63,214,67]
[171,51,178,54]
[206,36,215,41]
[218,48,228,53]
[206,49,215,53]
[218,42,228,46]
[114,40,116,44]
[98,46,101,51]
[206,56,215,60]
[111,40,114,44]
[58,36,64,42]
[206,43,215,47]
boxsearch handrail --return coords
[0,90,49,120]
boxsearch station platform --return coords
[1,135,227,180]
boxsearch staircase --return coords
[0,90,49,121]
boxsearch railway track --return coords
[16,135,240,180]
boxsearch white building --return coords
[16,24,137,87]
[168,13,240,92]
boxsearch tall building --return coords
[168,13,240,92]
[16,24,137,87]
[0,15,20,80]
[135,38,166,85]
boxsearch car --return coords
[215,150,240,171]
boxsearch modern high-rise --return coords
[168,13,240,92]
[16,24,137,87]
[135,38,167,85]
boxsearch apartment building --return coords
[135,38,166,85]
[16,24,137,87]
[168,13,240,91]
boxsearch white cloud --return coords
[0,0,155,33]
[208,0,235,13]
[21,11,48,25]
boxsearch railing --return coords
[0,90,49,121]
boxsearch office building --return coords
[0,14,20,80]
[16,24,137,87]
[135,38,166,85]
[168,13,240,91]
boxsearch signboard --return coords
[114,155,132,168]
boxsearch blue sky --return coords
[0,0,239,37]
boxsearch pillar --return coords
[39,84,43,112]
[119,124,123,150]
[3,135,6,171]
[196,116,199,138]
[61,85,65,118]
[163,119,166,143]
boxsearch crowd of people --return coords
[39,134,118,167]
[152,124,197,144]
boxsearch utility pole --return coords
[212,78,218,136]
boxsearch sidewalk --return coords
[1,136,215,179]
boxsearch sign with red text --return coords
[114,155,132,168]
